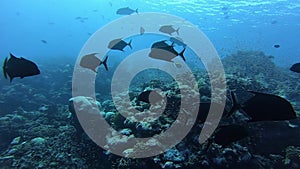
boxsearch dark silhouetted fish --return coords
[3,53,40,82]
[149,40,186,62]
[213,124,249,146]
[116,7,138,15]
[137,90,163,104]
[290,63,300,73]
[41,40,47,44]
[271,20,278,24]
[80,53,108,72]
[274,44,280,48]
[197,102,228,123]
[227,91,297,122]
[159,25,179,35]
[108,38,132,51]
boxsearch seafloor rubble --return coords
[0,51,299,169]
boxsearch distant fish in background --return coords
[75,16,88,23]
[116,7,138,15]
[140,27,145,35]
[80,53,108,72]
[159,25,179,36]
[3,53,40,82]
[108,38,132,51]
[271,20,278,24]
[221,6,229,11]
[227,91,297,122]
[290,63,300,73]
[274,44,280,48]
[221,6,230,19]
[41,40,47,44]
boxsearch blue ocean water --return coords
[0,0,299,65]
[1,0,300,168]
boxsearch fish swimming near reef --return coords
[108,38,132,51]
[149,40,186,62]
[80,53,108,72]
[274,44,280,48]
[116,7,138,15]
[137,90,163,105]
[159,25,179,36]
[197,102,229,123]
[290,63,300,73]
[3,53,40,82]
[227,91,297,122]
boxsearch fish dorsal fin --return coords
[10,53,17,59]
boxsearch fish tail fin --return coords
[136,8,138,14]
[226,90,240,117]
[176,28,180,35]
[100,56,108,71]
[3,57,7,79]
[128,39,132,49]
[178,48,186,61]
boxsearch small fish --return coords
[140,27,145,35]
[221,6,229,11]
[227,91,297,122]
[224,15,230,19]
[80,53,108,72]
[274,44,280,48]
[213,124,249,146]
[159,25,179,36]
[137,90,163,104]
[149,40,186,62]
[3,53,40,82]
[290,63,300,73]
[41,40,47,44]
[271,20,277,24]
[75,16,88,23]
[116,7,138,15]
[169,37,186,47]
[108,38,132,51]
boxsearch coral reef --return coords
[0,51,299,168]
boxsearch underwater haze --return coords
[1,0,300,169]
